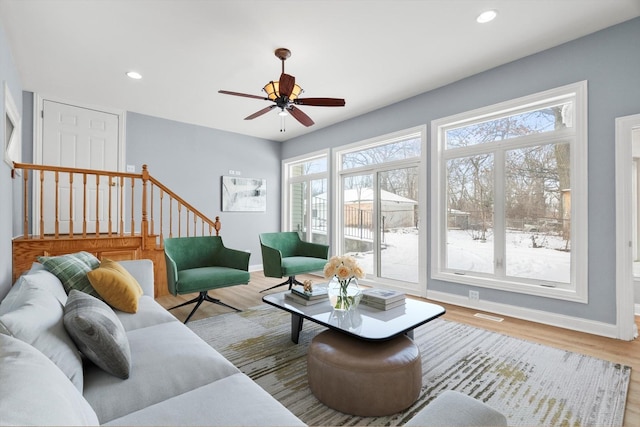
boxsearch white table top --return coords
[262,291,446,341]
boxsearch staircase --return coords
[11,162,222,297]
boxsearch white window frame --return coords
[282,149,330,242]
[333,125,427,295]
[431,81,588,303]
[4,82,21,168]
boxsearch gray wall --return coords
[126,112,282,267]
[282,18,640,325]
[0,21,23,300]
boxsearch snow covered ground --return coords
[345,228,570,284]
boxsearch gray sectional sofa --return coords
[0,259,305,426]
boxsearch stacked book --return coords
[361,288,406,310]
[284,285,328,306]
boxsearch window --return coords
[283,151,329,244]
[431,81,588,302]
[335,126,426,293]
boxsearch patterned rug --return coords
[188,305,630,426]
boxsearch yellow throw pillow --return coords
[87,259,144,313]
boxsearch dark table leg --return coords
[291,313,304,343]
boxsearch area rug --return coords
[188,305,630,426]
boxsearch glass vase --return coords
[327,276,362,311]
[328,308,363,334]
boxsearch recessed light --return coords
[126,71,142,80]
[477,10,497,24]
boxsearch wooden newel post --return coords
[141,164,150,249]
[214,216,221,236]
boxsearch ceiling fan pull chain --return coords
[280,115,286,132]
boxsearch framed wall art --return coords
[221,176,266,212]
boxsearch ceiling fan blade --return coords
[219,90,268,101]
[294,97,346,107]
[288,106,315,127]
[278,73,295,98]
[244,105,276,120]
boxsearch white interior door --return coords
[37,99,123,235]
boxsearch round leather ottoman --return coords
[307,329,422,416]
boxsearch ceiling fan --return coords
[218,48,346,129]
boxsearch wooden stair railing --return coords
[11,162,222,297]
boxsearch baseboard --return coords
[249,264,263,273]
[427,289,621,339]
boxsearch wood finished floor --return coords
[156,271,640,426]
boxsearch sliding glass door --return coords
[336,128,424,292]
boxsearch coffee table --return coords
[262,290,445,343]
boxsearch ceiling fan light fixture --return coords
[219,47,344,129]
[477,9,498,23]
[263,81,303,101]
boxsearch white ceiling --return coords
[1,0,639,142]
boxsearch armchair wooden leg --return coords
[259,276,296,293]
[168,291,241,324]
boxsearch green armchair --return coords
[164,236,250,323]
[259,231,329,293]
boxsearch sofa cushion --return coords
[38,251,101,298]
[115,295,178,332]
[281,256,327,276]
[0,334,99,426]
[0,283,84,392]
[116,259,155,296]
[104,373,306,426]
[83,321,240,423]
[87,258,143,313]
[176,266,250,293]
[64,290,131,379]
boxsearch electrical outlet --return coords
[469,290,479,301]
[126,164,135,173]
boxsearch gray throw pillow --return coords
[63,290,131,379]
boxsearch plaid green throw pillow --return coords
[38,251,101,298]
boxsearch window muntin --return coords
[432,81,587,302]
